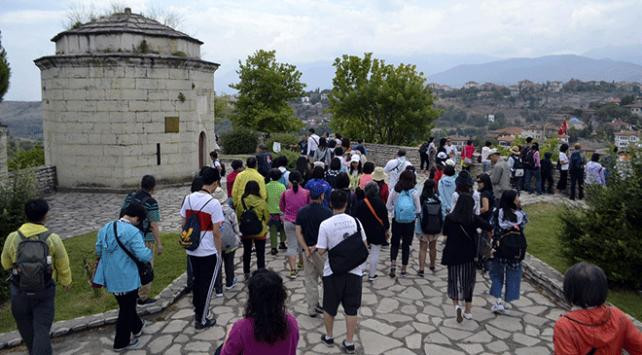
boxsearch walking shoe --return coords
[314,305,324,314]
[114,337,139,352]
[195,318,216,330]
[244,273,250,281]
[400,270,407,277]
[225,278,238,290]
[456,305,463,323]
[279,242,287,250]
[215,291,223,298]
[491,302,506,315]
[321,334,334,347]
[133,320,146,338]
[368,274,378,282]
[342,340,356,354]
[429,266,436,273]
[297,260,304,270]
[289,270,298,279]
[389,266,396,278]
[271,248,278,256]
[137,298,157,306]
[463,312,473,320]
[417,270,424,277]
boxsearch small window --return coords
[165,117,179,133]
[156,144,161,165]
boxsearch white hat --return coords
[437,152,448,160]
[445,159,456,167]
[350,154,361,163]
[488,148,500,156]
[212,187,227,205]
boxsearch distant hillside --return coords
[0,101,43,139]
[430,55,642,87]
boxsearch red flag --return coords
[558,119,568,136]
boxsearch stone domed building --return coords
[34,8,219,189]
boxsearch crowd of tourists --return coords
[1,129,641,354]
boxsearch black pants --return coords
[391,220,415,266]
[569,170,584,200]
[214,250,236,293]
[557,170,568,191]
[11,284,55,355]
[186,255,194,289]
[114,290,143,349]
[541,171,554,193]
[420,153,429,170]
[189,254,220,325]
[242,238,266,274]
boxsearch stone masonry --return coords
[33,9,219,190]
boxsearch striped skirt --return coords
[447,262,476,303]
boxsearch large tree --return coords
[0,32,10,102]
[230,50,305,133]
[328,53,439,145]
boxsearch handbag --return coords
[328,218,369,275]
[113,222,154,286]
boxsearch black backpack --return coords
[179,197,214,251]
[239,198,263,236]
[328,217,369,274]
[121,191,151,236]
[13,231,52,293]
[419,143,429,154]
[421,197,442,235]
[522,149,535,169]
[492,209,527,261]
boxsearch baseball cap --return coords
[350,154,361,163]
[437,152,448,160]
[307,180,327,199]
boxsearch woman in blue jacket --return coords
[93,203,152,352]
[438,163,458,218]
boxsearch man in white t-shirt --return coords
[384,149,412,190]
[180,167,224,330]
[481,141,492,172]
[307,128,320,157]
[316,190,367,354]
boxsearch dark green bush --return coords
[559,149,642,289]
[8,145,44,171]
[220,129,259,154]
[0,172,38,302]
[266,132,300,153]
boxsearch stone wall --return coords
[5,165,57,195]
[363,143,421,167]
[0,125,7,176]
[35,55,218,189]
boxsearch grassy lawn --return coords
[0,232,184,333]
[525,203,642,321]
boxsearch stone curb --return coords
[0,273,188,350]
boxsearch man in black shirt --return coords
[295,183,333,317]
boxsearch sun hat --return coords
[372,167,387,182]
[306,180,327,199]
[437,152,448,160]
[510,146,520,155]
[212,187,228,205]
[445,159,456,167]
[488,148,500,156]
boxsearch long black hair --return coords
[420,179,436,203]
[477,173,493,194]
[448,192,475,225]
[499,190,518,222]
[242,180,261,200]
[395,170,416,193]
[244,269,289,344]
[289,171,302,193]
[295,156,310,180]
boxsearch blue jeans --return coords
[489,260,522,302]
[523,168,542,194]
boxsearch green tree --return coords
[328,53,439,145]
[214,94,234,123]
[230,50,305,133]
[0,32,10,102]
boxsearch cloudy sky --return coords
[1,0,641,101]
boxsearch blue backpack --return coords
[395,189,417,223]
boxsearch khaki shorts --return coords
[418,233,439,243]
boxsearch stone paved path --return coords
[3,187,569,354]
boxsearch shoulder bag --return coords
[328,217,369,275]
[113,222,154,286]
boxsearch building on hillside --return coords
[0,124,7,176]
[463,81,479,89]
[614,131,640,150]
[497,134,516,147]
[521,126,545,141]
[605,97,621,105]
[301,96,310,104]
[487,114,495,123]
[34,8,219,189]
[547,81,563,92]
[625,102,642,117]
[608,119,632,131]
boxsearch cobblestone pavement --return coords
[3,187,569,354]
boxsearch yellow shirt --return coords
[235,194,270,238]
[1,223,72,287]
[231,168,267,208]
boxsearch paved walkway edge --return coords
[0,273,188,350]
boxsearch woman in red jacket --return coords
[554,262,642,355]
[461,140,475,171]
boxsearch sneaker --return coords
[215,291,223,298]
[389,267,396,278]
[297,260,304,270]
[456,305,463,323]
[368,274,378,282]
[195,318,216,330]
[136,298,156,306]
[289,270,298,279]
[463,312,473,320]
[114,337,139,352]
[279,242,287,250]
[429,266,436,273]
[342,340,356,354]
[400,270,407,277]
[314,305,324,314]
[244,273,250,282]
[225,278,238,290]
[270,248,278,256]
[321,334,334,347]
[133,320,146,338]
[491,302,506,315]
[417,270,424,277]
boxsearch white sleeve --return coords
[386,190,397,212]
[208,200,225,224]
[179,196,188,218]
[384,159,395,173]
[316,223,328,250]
